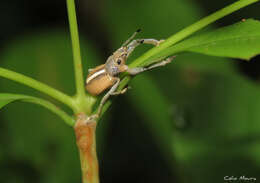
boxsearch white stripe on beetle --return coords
[86,69,106,84]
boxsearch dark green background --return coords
[0,0,260,183]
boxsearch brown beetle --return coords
[86,30,175,119]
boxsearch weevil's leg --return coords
[127,56,175,75]
[138,39,164,46]
[87,79,127,121]
[126,39,164,58]
[110,86,130,95]
[87,78,121,121]
[96,78,121,117]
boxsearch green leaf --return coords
[0,93,75,126]
[154,19,260,61]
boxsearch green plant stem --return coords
[0,67,75,110]
[130,0,259,68]
[22,96,75,126]
[66,0,100,182]
[66,0,86,100]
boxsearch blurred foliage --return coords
[0,0,260,183]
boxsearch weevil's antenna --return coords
[121,28,141,47]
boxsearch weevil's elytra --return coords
[86,64,106,84]
[85,29,175,119]
[85,64,117,96]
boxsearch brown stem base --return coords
[74,113,99,183]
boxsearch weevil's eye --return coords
[117,59,122,65]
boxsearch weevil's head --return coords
[105,47,129,76]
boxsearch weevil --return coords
[86,29,175,119]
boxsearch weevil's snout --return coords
[119,64,128,73]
